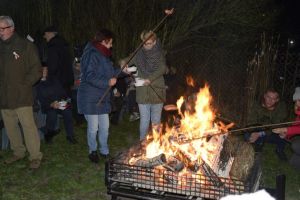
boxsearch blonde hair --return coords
[119,55,135,67]
[118,58,128,68]
[140,30,157,42]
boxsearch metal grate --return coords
[105,154,262,200]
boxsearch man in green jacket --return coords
[0,16,43,169]
[245,88,288,161]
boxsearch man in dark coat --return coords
[0,16,43,169]
[43,26,74,96]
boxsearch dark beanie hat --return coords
[43,25,58,33]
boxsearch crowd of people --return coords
[0,15,299,171]
[0,15,160,167]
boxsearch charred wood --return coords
[200,158,224,188]
[175,149,200,172]
[163,156,185,172]
[135,153,167,167]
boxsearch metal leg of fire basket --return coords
[264,174,286,200]
[110,195,115,200]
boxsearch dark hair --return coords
[94,29,114,43]
[43,25,58,34]
[264,88,279,95]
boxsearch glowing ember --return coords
[186,76,195,87]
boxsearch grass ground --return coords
[0,117,299,200]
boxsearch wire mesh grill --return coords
[106,160,258,200]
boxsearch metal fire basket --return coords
[105,153,263,200]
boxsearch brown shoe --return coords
[29,159,41,169]
[4,155,24,164]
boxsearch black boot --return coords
[254,143,264,152]
[88,151,99,163]
[275,149,288,161]
[44,130,59,144]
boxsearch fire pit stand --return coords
[105,152,279,200]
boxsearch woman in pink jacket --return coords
[273,87,300,170]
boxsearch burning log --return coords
[175,149,201,172]
[175,147,225,188]
[163,156,185,172]
[115,140,155,164]
[135,153,167,167]
[200,158,224,188]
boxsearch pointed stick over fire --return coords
[164,8,174,15]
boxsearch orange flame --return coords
[143,84,223,172]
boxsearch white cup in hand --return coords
[58,101,67,110]
[134,78,145,87]
[127,66,137,72]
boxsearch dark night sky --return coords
[283,0,300,35]
[280,0,300,51]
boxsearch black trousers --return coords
[46,107,74,137]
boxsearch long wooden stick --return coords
[96,8,174,107]
[229,121,300,134]
[187,120,300,141]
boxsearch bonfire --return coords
[128,84,236,178]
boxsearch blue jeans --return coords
[85,114,109,155]
[138,103,163,140]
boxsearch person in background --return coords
[128,30,167,140]
[77,29,124,163]
[43,25,74,97]
[43,26,74,140]
[36,67,77,144]
[244,88,288,161]
[162,66,184,126]
[116,58,140,123]
[273,87,300,170]
[0,16,43,169]
[26,33,48,141]
[110,75,127,125]
[126,77,140,122]
[71,57,85,126]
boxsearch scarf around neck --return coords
[92,41,112,57]
[135,39,163,76]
